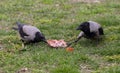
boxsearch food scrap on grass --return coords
[47,39,67,48]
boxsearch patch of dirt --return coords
[79,54,120,73]
[17,67,31,73]
[69,0,102,3]
[0,26,2,29]
[80,64,93,73]
[88,55,120,72]
[0,44,4,50]
[0,25,10,30]
[0,68,4,73]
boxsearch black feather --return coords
[33,32,46,43]
[99,27,104,35]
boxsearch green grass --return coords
[0,0,120,73]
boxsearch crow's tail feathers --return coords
[16,22,23,28]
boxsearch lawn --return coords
[0,0,120,73]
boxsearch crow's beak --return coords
[76,27,81,30]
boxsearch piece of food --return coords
[66,47,74,52]
[47,39,67,48]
